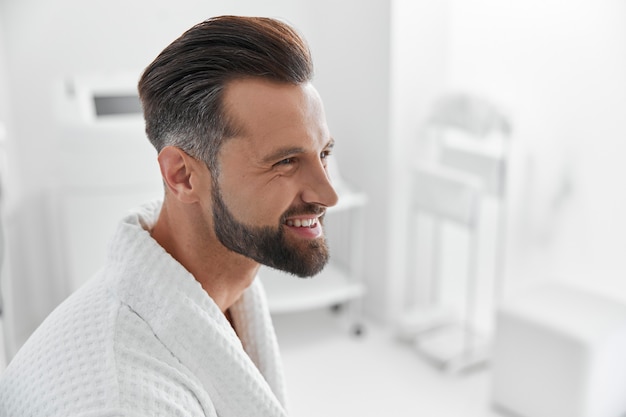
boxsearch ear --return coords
[157,146,209,203]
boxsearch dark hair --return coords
[138,15,314,170]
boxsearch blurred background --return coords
[1,0,626,416]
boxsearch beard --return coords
[211,184,330,278]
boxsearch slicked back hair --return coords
[138,15,314,172]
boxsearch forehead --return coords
[221,78,330,156]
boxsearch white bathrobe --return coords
[0,201,288,417]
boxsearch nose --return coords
[301,161,339,208]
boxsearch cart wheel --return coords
[351,323,365,337]
[330,303,344,314]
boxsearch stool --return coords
[492,283,626,417]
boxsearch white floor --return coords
[273,309,504,417]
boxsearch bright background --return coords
[1,0,625,394]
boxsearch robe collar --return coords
[106,201,288,417]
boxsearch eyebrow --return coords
[261,138,335,164]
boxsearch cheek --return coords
[219,180,295,226]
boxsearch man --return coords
[0,16,338,417]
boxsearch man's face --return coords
[211,78,339,277]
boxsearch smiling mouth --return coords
[285,217,319,228]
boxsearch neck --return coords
[151,199,259,312]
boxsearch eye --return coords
[320,149,333,166]
[274,157,296,166]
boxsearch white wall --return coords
[0,0,395,350]
[385,0,626,337]
[444,0,626,300]
[386,0,451,321]
[0,10,15,366]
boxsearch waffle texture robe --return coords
[0,201,289,417]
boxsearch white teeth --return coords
[286,218,317,228]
